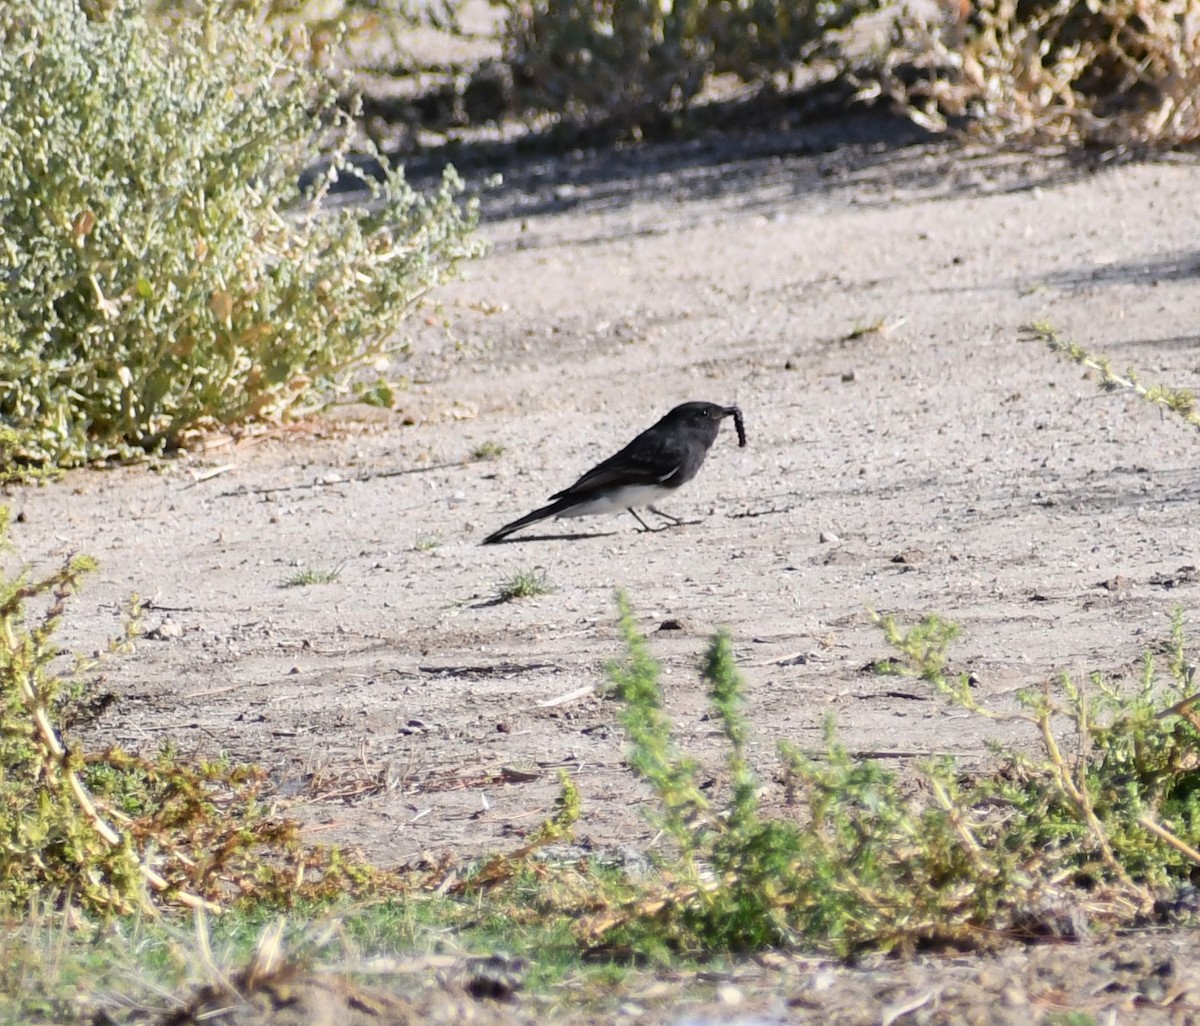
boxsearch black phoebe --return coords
[482,401,746,544]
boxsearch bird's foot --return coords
[627,506,687,532]
[648,506,685,527]
[628,508,656,532]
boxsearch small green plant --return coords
[601,593,993,953]
[281,564,344,588]
[0,509,146,915]
[413,534,442,552]
[875,607,1200,902]
[0,0,480,472]
[471,440,506,462]
[873,612,960,684]
[607,594,840,950]
[496,568,550,601]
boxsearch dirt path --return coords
[14,113,1200,1020]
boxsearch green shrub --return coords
[598,595,1200,956]
[0,0,481,471]
[605,594,1002,954]
[500,0,883,128]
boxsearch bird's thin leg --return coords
[648,505,684,526]
[627,508,656,532]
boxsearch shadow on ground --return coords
[350,80,1105,228]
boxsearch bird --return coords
[482,401,746,545]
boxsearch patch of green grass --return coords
[281,564,344,587]
[471,440,506,462]
[496,567,550,601]
[0,889,648,1025]
[359,895,591,990]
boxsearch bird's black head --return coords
[664,402,747,447]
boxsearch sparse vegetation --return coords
[496,567,550,601]
[7,558,1200,1017]
[873,607,1200,904]
[0,509,403,922]
[0,510,144,917]
[413,534,442,552]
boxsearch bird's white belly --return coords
[556,483,672,518]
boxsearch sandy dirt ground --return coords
[14,108,1200,1021]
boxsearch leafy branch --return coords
[1025,321,1200,429]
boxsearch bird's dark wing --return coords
[549,429,691,501]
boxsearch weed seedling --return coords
[281,564,344,587]
[497,568,549,601]
[472,440,506,462]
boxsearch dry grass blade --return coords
[881,990,938,1026]
[1138,815,1200,866]
[159,916,431,1026]
[1033,698,1152,910]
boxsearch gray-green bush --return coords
[0,0,481,470]
[501,0,884,127]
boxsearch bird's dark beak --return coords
[722,406,747,447]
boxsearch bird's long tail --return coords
[481,497,577,544]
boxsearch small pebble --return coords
[808,970,837,993]
[1002,984,1028,1006]
[716,984,743,1006]
[147,616,182,641]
